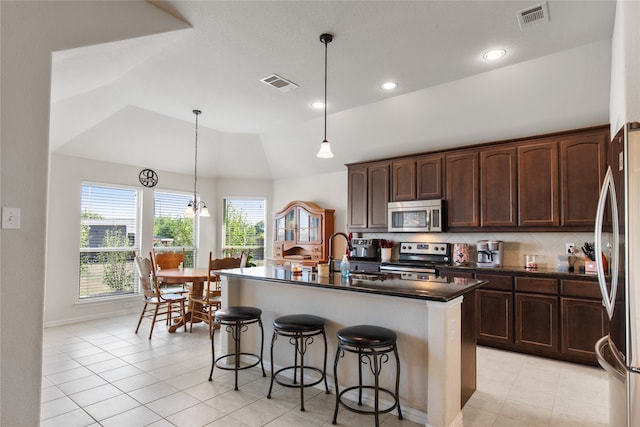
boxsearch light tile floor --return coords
[41,314,608,426]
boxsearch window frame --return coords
[78,181,141,301]
[152,189,200,267]
[221,197,266,265]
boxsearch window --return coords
[153,191,197,267]
[79,183,139,299]
[222,198,266,266]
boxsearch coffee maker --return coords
[350,238,380,260]
[476,240,504,268]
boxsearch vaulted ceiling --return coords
[49,1,616,180]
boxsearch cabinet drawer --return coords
[561,279,601,299]
[515,277,558,295]
[475,273,513,291]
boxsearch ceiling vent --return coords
[260,74,298,92]
[517,2,549,30]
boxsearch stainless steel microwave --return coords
[387,200,444,232]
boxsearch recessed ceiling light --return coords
[380,81,398,90]
[311,101,324,109]
[483,49,507,61]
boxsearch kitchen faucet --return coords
[328,232,354,273]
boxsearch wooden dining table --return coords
[155,267,209,333]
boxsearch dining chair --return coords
[189,252,243,337]
[134,254,187,339]
[151,248,189,295]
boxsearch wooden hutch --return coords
[273,201,335,266]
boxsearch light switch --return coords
[2,207,21,229]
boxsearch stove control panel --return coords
[399,242,449,255]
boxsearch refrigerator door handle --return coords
[594,166,619,319]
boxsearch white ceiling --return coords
[49,0,616,180]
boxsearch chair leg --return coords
[135,303,148,334]
[149,304,160,339]
[189,300,195,333]
[181,300,187,332]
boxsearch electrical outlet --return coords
[566,243,575,254]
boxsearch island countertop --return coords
[217,264,486,302]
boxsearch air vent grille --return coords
[517,2,549,30]
[260,74,298,92]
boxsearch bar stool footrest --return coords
[273,365,326,389]
[337,385,401,417]
[214,352,262,372]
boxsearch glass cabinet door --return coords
[276,217,285,241]
[285,210,296,241]
[298,208,321,243]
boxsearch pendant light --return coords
[184,109,210,218]
[316,33,334,158]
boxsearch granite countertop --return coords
[341,259,600,280]
[217,264,487,302]
[439,264,600,280]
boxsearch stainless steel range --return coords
[380,242,451,274]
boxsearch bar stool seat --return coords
[209,306,266,390]
[332,325,403,426]
[267,314,330,411]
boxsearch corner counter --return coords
[217,264,486,427]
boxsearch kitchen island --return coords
[217,264,486,427]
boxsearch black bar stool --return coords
[332,324,403,427]
[209,306,266,390]
[267,314,330,410]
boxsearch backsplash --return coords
[359,231,595,270]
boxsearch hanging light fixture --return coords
[316,33,334,158]
[184,109,210,218]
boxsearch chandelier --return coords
[185,109,210,217]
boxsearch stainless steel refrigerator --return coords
[595,122,640,426]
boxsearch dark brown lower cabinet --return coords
[561,297,608,360]
[515,293,559,353]
[477,290,513,345]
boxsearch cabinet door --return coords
[560,130,607,226]
[477,289,513,344]
[347,166,368,229]
[481,147,517,227]
[281,209,296,241]
[515,293,559,352]
[446,151,479,228]
[517,141,559,227]
[367,162,390,230]
[416,154,444,199]
[391,159,416,201]
[297,207,322,244]
[561,297,608,361]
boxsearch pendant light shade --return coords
[316,33,334,159]
[185,109,210,217]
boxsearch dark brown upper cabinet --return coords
[347,161,390,231]
[391,153,444,202]
[560,129,608,227]
[416,154,444,199]
[480,146,517,227]
[517,140,559,227]
[446,151,479,228]
[391,158,416,201]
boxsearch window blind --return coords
[222,198,266,265]
[79,184,139,299]
[153,191,197,267]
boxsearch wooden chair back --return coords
[152,248,185,270]
[134,255,155,297]
[207,252,243,292]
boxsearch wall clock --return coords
[138,169,158,188]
